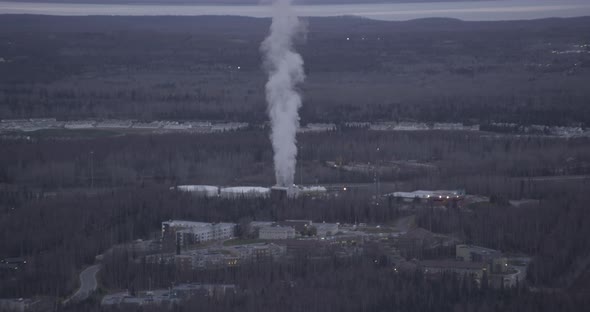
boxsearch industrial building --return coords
[386,190,465,203]
[173,185,219,197]
[270,185,299,200]
[220,187,270,199]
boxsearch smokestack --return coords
[261,0,305,187]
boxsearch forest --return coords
[1,128,590,311]
[1,13,590,312]
[0,15,589,125]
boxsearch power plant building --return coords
[386,190,465,203]
[173,185,219,197]
[220,187,270,199]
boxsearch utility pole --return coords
[299,145,303,186]
[376,147,381,199]
[90,150,94,190]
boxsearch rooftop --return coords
[420,260,487,270]
[457,244,501,256]
[387,190,465,199]
[163,220,234,229]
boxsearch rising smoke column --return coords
[261,0,305,187]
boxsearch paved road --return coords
[65,264,101,304]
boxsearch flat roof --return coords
[421,260,487,270]
[457,244,501,255]
[163,221,234,228]
[387,190,464,199]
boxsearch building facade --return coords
[259,225,296,240]
[314,223,339,237]
[162,221,236,248]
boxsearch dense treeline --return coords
[2,13,590,311]
[0,185,391,298]
[1,129,589,301]
[416,192,590,288]
[2,180,590,298]
[1,130,589,194]
[79,250,590,312]
[0,16,589,125]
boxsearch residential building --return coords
[248,221,275,235]
[259,225,296,240]
[161,220,236,248]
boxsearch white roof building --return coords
[220,187,270,199]
[387,190,465,201]
[173,185,219,197]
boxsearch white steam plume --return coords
[261,0,305,187]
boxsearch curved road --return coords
[65,264,101,304]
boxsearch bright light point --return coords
[346,37,350,41]
[343,187,347,191]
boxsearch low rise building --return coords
[96,119,133,129]
[420,260,488,280]
[64,120,96,129]
[101,284,236,307]
[259,225,296,240]
[396,228,459,256]
[248,221,275,235]
[314,223,339,237]
[0,298,50,312]
[298,123,336,133]
[278,220,313,234]
[162,221,236,248]
[386,190,465,203]
[456,244,502,262]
